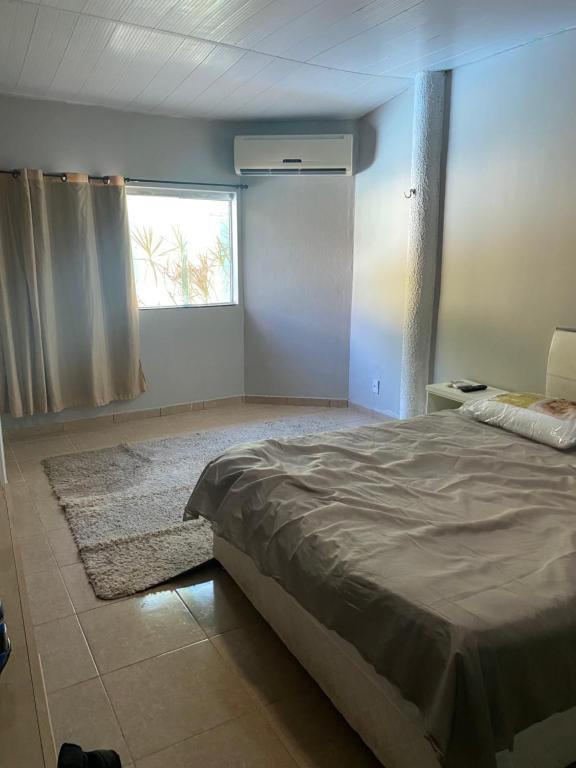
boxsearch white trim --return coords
[0,416,6,485]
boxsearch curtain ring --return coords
[11,170,20,179]
[61,173,68,182]
[103,176,111,185]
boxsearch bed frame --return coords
[215,536,576,768]
[215,328,576,768]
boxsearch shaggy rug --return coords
[42,410,374,599]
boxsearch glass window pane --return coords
[126,190,235,308]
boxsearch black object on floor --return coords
[0,600,12,677]
[58,744,122,768]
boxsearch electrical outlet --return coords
[372,378,380,395]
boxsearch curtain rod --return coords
[125,177,248,190]
[0,169,248,190]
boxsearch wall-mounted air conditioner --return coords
[234,134,354,176]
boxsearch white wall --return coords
[0,94,244,429]
[348,89,414,417]
[244,176,355,399]
[350,28,576,414]
[435,30,576,392]
[0,96,357,428]
[238,118,357,400]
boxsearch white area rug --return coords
[42,410,375,599]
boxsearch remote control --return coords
[458,384,487,393]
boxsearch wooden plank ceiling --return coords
[0,0,575,119]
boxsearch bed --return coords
[184,328,576,768]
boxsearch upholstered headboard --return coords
[546,327,576,399]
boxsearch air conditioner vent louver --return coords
[238,167,348,176]
[299,168,347,175]
[234,135,353,177]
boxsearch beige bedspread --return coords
[185,411,576,768]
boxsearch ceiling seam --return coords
[197,56,285,116]
[150,45,237,112]
[97,25,175,103]
[180,52,275,113]
[14,2,39,90]
[47,11,81,91]
[245,0,328,52]
[123,39,215,110]
[72,20,118,99]
[253,0,386,54]
[304,0,426,65]
[205,0,278,46]
[430,21,576,74]
[5,0,413,81]
[224,59,308,119]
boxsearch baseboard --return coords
[349,401,398,419]
[5,396,244,441]
[4,395,348,441]
[244,395,348,408]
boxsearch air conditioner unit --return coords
[234,134,354,176]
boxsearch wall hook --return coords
[404,187,416,199]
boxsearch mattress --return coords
[186,410,576,767]
[214,535,576,768]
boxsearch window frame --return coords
[126,184,239,311]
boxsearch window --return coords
[126,187,237,308]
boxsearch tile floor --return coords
[3,403,383,768]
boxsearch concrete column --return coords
[400,70,447,419]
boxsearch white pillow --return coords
[460,392,576,450]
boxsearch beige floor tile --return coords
[20,460,48,484]
[68,427,132,452]
[137,712,298,768]
[5,483,42,539]
[80,591,206,673]
[60,563,113,613]
[49,678,131,765]
[11,434,76,464]
[38,494,68,532]
[63,415,115,433]
[0,680,44,768]
[17,533,57,576]
[211,622,314,706]
[0,560,24,632]
[103,640,256,760]
[0,490,9,534]
[159,403,192,416]
[7,403,379,768]
[114,408,162,423]
[48,526,80,566]
[21,465,68,529]
[7,423,64,442]
[159,412,228,437]
[25,568,75,626]
[264,687,382,768]
[0,624,31,687]
[120,424,178,443]
[177,566,262,637]
[5,456,24,483]
[35,615,98,693]
[120,412,221,443]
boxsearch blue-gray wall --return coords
[0,95,357,428]
[348,88,413,417]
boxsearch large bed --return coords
[184,329,576,768]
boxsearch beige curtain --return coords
[0,169,146,417]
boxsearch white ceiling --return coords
[1,0,575,121]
